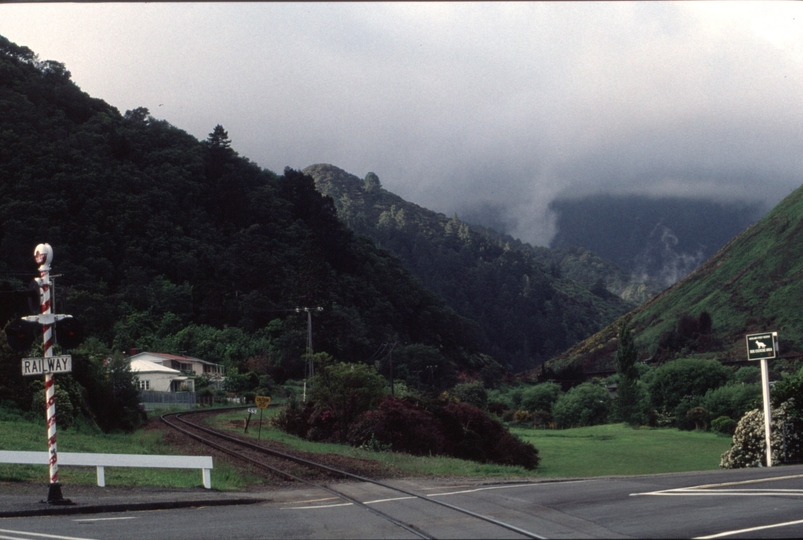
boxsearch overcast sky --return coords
[1,2,801,245]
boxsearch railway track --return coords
[161,407,546,540]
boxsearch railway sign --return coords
[21,355,72,376]
[746,332,777,361]
[254,396,271,409]
[247,408,258,415]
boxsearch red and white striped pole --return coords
[34,244,68,504]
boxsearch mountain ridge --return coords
[538,182,803,378]
[304,163,639,372]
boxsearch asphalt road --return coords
[3,465,803,539]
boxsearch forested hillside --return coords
[0,35,496,418]
[541,181,803,378]
[304,164,635,372]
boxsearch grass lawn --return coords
[0,412,265,490]
[2,405,736,489]
[511,423,734,477]
[210,409,734,479]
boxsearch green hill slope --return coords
[304,163,636,372]
[542,183,803,376]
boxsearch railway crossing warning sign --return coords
[254,396,271,409]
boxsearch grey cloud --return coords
[1,2,801,247]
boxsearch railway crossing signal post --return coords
[746,331,778,468]
[5,245,83,504]
[33,244,73,503]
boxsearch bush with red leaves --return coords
[436,402,540,469]
[348,397,539,470]
[348,397,447,456]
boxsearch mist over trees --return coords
[549,194,764,287]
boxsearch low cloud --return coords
[1,2,801,246]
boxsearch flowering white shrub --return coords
[720,400,803,469]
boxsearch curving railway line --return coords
[161,407,546,540]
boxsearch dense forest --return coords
[305,164,635,371]
[0,35,502,423]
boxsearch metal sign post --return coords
[254,396,271,441]
[32,244,72,504]
[746,331,778,467]
[244,408,257,434]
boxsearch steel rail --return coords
[162,408,546,540]
[161,410,431,539]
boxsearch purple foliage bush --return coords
[348,397,539,469]
[347,397,447,455]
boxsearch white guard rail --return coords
[0,451,213,489]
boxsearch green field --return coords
[211,409,734,479]
[1,409,736,489]
[0,412,266,490]
[512,424,733,477]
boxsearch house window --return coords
[138,380,150,390]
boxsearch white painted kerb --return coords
[0,451,213,489]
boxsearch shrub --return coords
[771,367,803,416]
[436,402,539,469]
[512,410,531,424]
[686,406,708,430]
[711,416,737,435]
[272,397,313,438]
[530,410,553,429]
[31,385,75,430]
[487,400,509,417]
[349,398,539,469]
[309,362,387,442]
[452,381,488,409]
[721,400,803,468]
[552,382,610,428]
[347,397,447,456]
[520,382,562,413]
[700,383,761,422]
[648,358,731,412]
[733,367,761,385]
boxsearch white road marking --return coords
[0,530,96,540]
[428,483,543,497]
[282,502,353,510]
[283,482,556,510]
[631,473,803,498]
[73,517,137,523]
[694,517,803,539]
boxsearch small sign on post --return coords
[254,396,271,409]
[746,331,778,467]
[21,355,72,376]
[253,396,271,440]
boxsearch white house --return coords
[129,352,225,390]
[129,358,194,393]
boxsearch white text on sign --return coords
[21,355,72,376]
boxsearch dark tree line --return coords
[0,34,492,428]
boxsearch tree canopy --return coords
[0,35,489,424]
